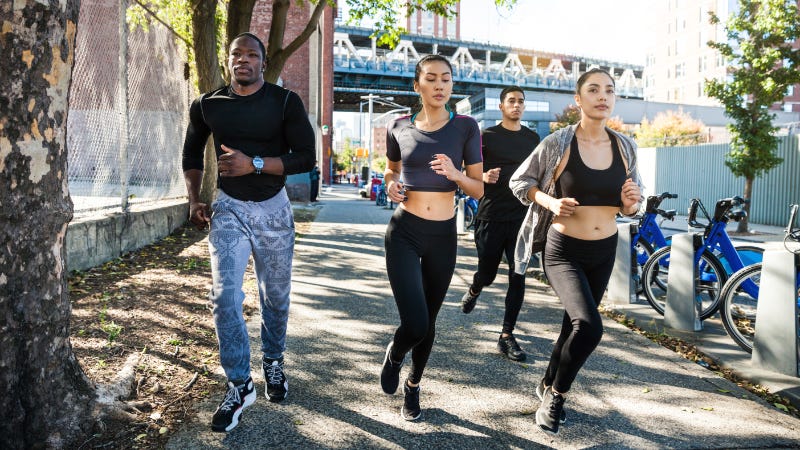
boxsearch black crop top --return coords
[386,113,482,192]
[555,131,627,206]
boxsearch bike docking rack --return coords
[752,246,800,377]
[456,196,466,235]
[663,233,705,332]
[609,221,639,304]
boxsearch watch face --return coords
[253,157,264,169]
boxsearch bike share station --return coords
[608,221,800,380]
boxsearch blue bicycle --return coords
[641,196,764,319]
[630,192,678,294]
[719,204,800,353]
[454,188,479,230]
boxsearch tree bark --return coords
[226,0,257,43]
[264,0,328,84]
[190,0,224,205]
[0,1,96,448]
[737,176,754,233]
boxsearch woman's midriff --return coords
[552,206,619,240]
[400,190,456,221]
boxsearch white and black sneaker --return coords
[262,357,289,402]
[536,378,566,423]
[380,341,404,394]
[536,386,565,434]
[211,377,256,432]
[401,382,422,421]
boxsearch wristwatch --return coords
[252,156,264,175]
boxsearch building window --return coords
[675,63,685,78]
[667,68,671,79]
[787,85,795,97]
[526,100,549,112]
[698,81,704,97]
[698,55,707,72]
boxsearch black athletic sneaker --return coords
[211,377,257,432]
[401,382,422,421]
[497,334,527,361]
[460,288,480,314]
[380,341,404,394]
[536,379,566,423]
[262,357,288,402]
[536,386,565,434]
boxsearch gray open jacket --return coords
[508,123,644,275]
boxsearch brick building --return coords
[251,0,336,197]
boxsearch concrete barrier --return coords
[66,199,188,272]
[664,233,703,331]
[752,249,799,377]
[608,222,637,304]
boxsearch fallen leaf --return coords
[701,406,714,411]
[775,403,789,412]
[642,387,651,393]
[159,427,168,434]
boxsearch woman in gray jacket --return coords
[509,68,643,434]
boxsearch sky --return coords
[457,0,656,65]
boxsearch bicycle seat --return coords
[658,209,677,220]
[729,210,747,222]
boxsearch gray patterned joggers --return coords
[208,188,295,382]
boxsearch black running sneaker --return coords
[380,341,404,394]
[536,379,566,423]
[460,288,480,314]
[497,334,527,361]
[262,357,288,402]
[211,377,257,432]
[536,386,565,434]
[401,382,422,421]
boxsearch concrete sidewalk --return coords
[167,184,800,449]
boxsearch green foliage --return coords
[339,138,358,173]
[550,104,626,133]
[635,110,706,147]
[705,0,800,180]
[345,0,515,47]
[372,155,388,174]
[127,0,228,87]
[98,305,123,344]
[550,104,581,132]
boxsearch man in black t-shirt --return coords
[181,33,315,433]
[460,86,540,362]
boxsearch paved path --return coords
[168,184,800,449]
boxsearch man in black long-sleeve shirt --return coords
[460,86,540,362]
[181,32,315,433]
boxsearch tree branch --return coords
[131,0,192,48]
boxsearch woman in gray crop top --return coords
[379,55,483,421]
[509,68,643,435]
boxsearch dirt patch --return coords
[69,205,317,449]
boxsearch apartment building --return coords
[644,0,799,112]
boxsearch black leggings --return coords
[542,227,617,393]
[385,208,457,384]
[471,219,526,334]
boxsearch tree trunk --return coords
[0,1,97,448]
[737,176,754,233]
[226,0,257,42]
[263,0,327,84]
[190,0,225,205]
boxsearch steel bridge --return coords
[333,25,644,113]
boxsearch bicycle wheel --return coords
[720,263,762,353]
[376,190,387,207]
[464,205,475,230]
[632,237,654,295]
[641,246,727,319]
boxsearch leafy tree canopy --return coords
[635,110,706,147]
[705,0,800,180]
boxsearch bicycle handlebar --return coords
[645,192,677,213]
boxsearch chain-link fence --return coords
[67,0,191,217]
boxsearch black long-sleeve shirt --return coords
[182,82,316,201]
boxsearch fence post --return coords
[608,221,637,304]
[751,250,799,377]
[117,0,130,212]
[664,233,703,331]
